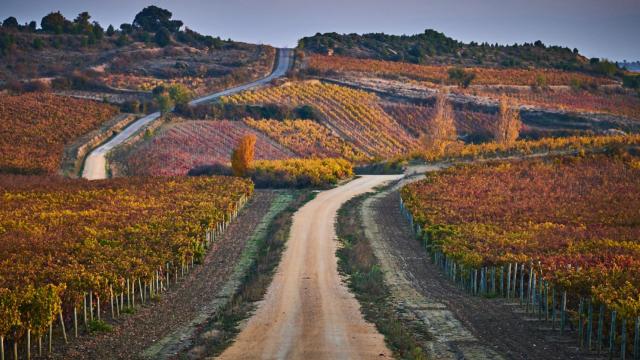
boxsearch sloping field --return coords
[307,54,615,86]
[120,120,294,176]
[224,82,420,158]
[401,153,640,316]
[0,92,118,174]
[243,118,370,162]
[0,175,253,350]
[382,102,497,140]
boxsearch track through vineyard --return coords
[219,176,401,359]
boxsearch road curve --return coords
[219,175,401,360]
[82,48,293,180]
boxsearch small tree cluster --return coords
[493,95,521,144]
[447,67,476,88]
[231,134,256,177]
[421,90,458,155]
[152,84,192,114]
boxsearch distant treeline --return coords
[298,30,623,77]
[0,6,228,55]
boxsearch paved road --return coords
[219,175,401,360]
[82,48,293,180]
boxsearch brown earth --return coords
[218,175,401,360]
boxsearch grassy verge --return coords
[182,190,314,357]
[336,194,429,360]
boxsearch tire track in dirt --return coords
[218,175,401,360]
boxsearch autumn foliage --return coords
[307,54,616,86]
[223,81,420,158]
[231,134,256,177]
[0,175,252,343]
[494,95,521,144]
[420,91,458,155]
[401,152,640,318]
[0,92,118,174]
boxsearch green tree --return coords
[32,38,44,50]
[156,94,174,114]
[133,6,183,33]
[167,84,192,105]
[106,24,115,36]
[41,12,68,34]
[448,67,476,88]
[73,11,92,34]
[2,17,19,29]
[154,27,171,47]
[92,22,104,40]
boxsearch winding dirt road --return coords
[219,175,401,360]
[82,48,293,180]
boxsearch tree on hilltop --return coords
[133,6,183,33]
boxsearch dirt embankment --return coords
[59,113,138,177]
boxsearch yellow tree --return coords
[494,95,521,144]
[421,90,458,155]
[231,134,256,177]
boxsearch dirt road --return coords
[219,175,401,360]
[82,48,293,180]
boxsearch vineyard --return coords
[0,93,118,174]
[223,81,421,158]
[381,102,497,140]
[461,87,640,121]
[243,118,370,162]
[407,133,640,162]
[400,152,640,356]
[117,120,294,176]
[0,175,252,358]
[307,54,616,86]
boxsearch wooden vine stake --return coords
[83,293,87,329]
[110,286,115,319]
[27,329,30,360]
[48,322,52,354]
[1,335,4,360]
[89,291,94,321]
[59,310,68,344]
[74,306,78,338]
[96,296,101,321]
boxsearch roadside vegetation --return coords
[336,195,429,359]
[181,191,313,357]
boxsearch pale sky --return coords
[2,0,639,61]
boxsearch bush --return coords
[623,74,640,90]
[448,67,476,88]
[249,158,353,188]
[31,38,45,50]
[154,27,171,47]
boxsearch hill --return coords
[298,30,622,77]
